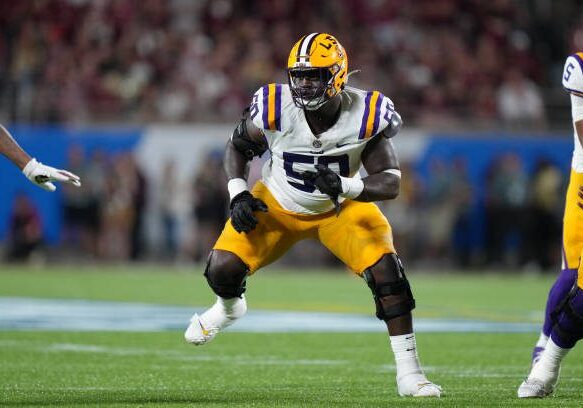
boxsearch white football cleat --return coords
[184,295,247,346]
[397,374,442,397]
[184,313,219,345]
[517,377,555,398]
[518,343,562,398]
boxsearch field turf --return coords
[1,265,582,407]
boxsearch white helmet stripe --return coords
[298,32,318,62]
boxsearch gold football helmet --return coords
[287,33,348,110]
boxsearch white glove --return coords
[22,158,82,192]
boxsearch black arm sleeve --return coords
[231,111,268,160]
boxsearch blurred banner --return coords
[0,125,572,268]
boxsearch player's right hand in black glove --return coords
[229,191,268,233]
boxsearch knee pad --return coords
[204,251,248,299]
[551,285,583,347]
[363,253,415,321]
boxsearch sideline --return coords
[0,297,539,333]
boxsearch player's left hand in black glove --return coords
[302,164,342,214]
[229,191,268,233]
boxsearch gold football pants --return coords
[562,170,583,288]
[214,181,396,274]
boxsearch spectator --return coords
[127,154,148,261]
[449,158,474,267]
[424,158,457,263]
[159,159,181,260]
[5,193,43,262]
[191,151,228,262]
[525,159,564,270]
[61,145,100,258]
[484,153,529,266]
[98,154,135,260]
[496,68,546,129]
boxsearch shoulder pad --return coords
[382,111,402,139]
[357,91,397,140]
[249,83,284,131]
[563,53,583,96]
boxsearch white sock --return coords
[200,295,247,329]
[220,296,247,317]
[390,333,423,380]
[530,338,570,382]
[535,332,549,348]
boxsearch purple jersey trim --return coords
[275,84,282,131]
[371,92,384,137]
[564,86,583,98]
[359,92,373,139]
[261,86,269,129]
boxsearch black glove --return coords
[229,191,268,233]
[302,164,342,196]
[302,164,342,214]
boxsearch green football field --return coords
[1,265,582,407]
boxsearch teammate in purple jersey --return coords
[518,52,583,397]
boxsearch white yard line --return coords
[0,297,540,333]
[0,340,350,367]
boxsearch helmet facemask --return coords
[288,65,340,111]
[287,33,348,110]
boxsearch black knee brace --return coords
[203,253,247,299]
[363,254,415,320]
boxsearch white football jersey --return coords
[562,52,583,171]
[249,84,397,214]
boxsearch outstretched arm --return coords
[0,125,81,191]
[0,125,31,169]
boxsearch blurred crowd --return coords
[1,0,582,128]
[5,147,565,272]
[5,146,230,264]
[59,146,148,261]
[383,154,564,271]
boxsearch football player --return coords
[0,124,81,191]
[185,33,441,398]
[518,52,583,397]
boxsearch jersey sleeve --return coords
[562,53,583,97]
[249,84,284,132]
[357,91,398,140]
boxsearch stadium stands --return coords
[0,0,580,127]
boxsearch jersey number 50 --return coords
[283,152,349,192]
